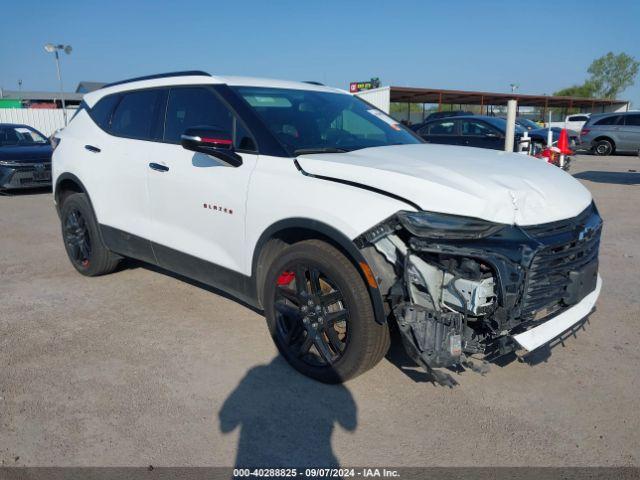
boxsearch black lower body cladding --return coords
[356,203,602,375]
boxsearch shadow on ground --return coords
[574,170,640,185]
[218,356,356,468]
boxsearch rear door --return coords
[458,119,504,150]
[418,119,460,145]
[88,88,164,247]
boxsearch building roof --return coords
[0,89,84,102]
[75,81,106,93]
[388,86,628,108]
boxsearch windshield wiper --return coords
[294,147,349,156]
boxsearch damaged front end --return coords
[355,203,602,379]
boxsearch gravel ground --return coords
[1,154,639,467]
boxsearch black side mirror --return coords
[180,127,243,167]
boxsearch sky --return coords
[1,0,639,106]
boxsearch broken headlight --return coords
[398,211,504,240]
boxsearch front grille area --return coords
[13,163,52,174]
[519,206,602,321]
[522,203,594,238]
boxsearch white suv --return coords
[53,71,602,383]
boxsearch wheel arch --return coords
[54,173,90,213]
[251,218,387,325]
[593,136,616,151]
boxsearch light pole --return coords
[44,43,72,125]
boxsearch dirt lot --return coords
[1,154,639,467]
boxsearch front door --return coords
[146,86,259,276]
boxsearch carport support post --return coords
[504,99,517,152]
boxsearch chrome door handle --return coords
[149,163,169,172]
[85,145,101,153]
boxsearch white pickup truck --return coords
[546,113,590,131]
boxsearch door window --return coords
[460,120,498,136]
[623,114,640,126]
[594,115,622,126]
[425,120,456,135]
[110,89,164,140]
[163,87,256,151]
[568,115,589,122]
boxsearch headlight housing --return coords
[398,211,505,240]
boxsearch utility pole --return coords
[504,99,518,152]
[44,43,72,126]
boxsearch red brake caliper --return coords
[277,271,296,286]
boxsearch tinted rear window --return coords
[110,89,163,140]
[624,114,640,126]
[89,94,120,130]
[594,115,622,126]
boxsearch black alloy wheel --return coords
[273,264,349,367]
[64,208,92,268]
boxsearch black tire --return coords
[593,138,614,156]
[60,193,120,276]
[263,240,390,383]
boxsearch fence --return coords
[0,108,77,137]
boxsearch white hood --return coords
[296,144,592,226]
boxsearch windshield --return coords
[516,118,540,130]
[0,125,48,146]
[232,87,421,155]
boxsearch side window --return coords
[460,120,497,136]
[426,120,456,135]
[89,94,121,130]
[164,87,255,151]
[110,90,163,140]
[624,114,640,126]
[594,115,621,126]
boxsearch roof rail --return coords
[302,81,325,86]
[102,70,211,89]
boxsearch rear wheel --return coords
[594,138,614,156]
[60,193,120,276]
[263,240,389,383]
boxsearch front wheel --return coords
[263,240,389,383]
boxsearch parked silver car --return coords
[580,112,640,155]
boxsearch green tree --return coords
[587,52,639,99]
[553,80,598,98]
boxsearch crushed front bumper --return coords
[356,202,603,377]
[512,274,601,351]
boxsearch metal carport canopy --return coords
[389,86,627,109]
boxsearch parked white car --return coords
[546,113,590,132]
[52,71,602,383]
